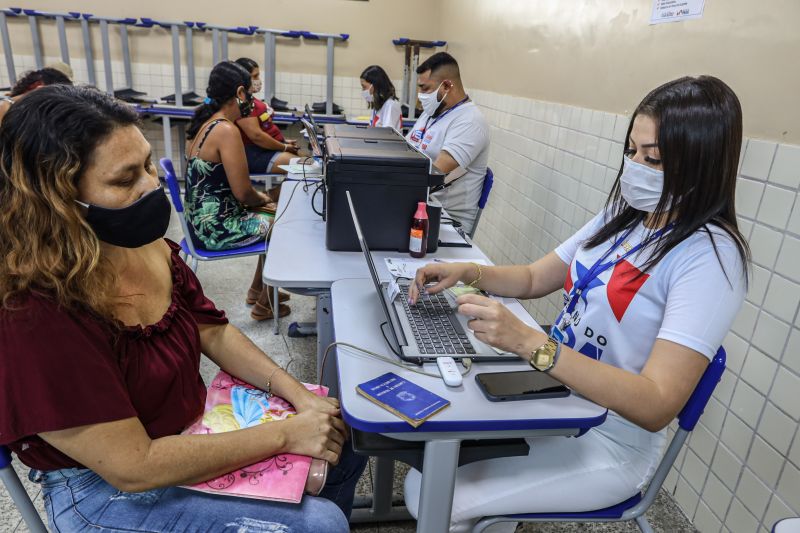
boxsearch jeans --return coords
[244,144,281,174]
[32,445,367,533]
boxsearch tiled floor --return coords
[1,211,697,532]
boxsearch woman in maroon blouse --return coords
[0,85,364,532]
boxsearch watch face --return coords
[535,351,552,368]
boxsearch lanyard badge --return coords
[551,223,673,339]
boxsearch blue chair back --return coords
[478,167,494,209]
[472,346,727,533]
[677,347,726,431]
[468,168,494,239]
[0,445,11,469]
[158,157,267,272]
[160,157,184,214]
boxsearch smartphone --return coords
[475,370,570,402]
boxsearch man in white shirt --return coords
[406,52,490,235]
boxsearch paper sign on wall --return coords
[650,0,705,24]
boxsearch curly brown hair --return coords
[0,85,140,317]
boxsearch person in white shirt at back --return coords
[405,75,750,532]
[406,52,490,236]
[360,65,403,131]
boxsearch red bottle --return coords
[409,201,429,258]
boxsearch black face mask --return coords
[77,186,171,248]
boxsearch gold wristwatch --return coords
[529,337,560,372]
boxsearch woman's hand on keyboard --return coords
[409,262,473,304]
[456,293,544,356]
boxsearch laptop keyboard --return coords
[398,285,476,355]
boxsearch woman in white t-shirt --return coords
[359,65,402,130]
[404,76,750,532]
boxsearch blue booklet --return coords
[356,372,450,428]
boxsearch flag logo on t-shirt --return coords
[565,258,650,322]
[564,260,606,304]
[607,259,649,322]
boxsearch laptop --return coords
[304,103,320,132]
[345,191,518,364]
[300,117,325,158]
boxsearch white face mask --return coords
[417,82,448,116]
[361,87,373,104]
[251,79,263,93]
[620,156,665,213]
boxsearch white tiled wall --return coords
[6,52,800,532]
[467,89,800,533]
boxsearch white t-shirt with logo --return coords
[554,211,746,374]
[406,101,490,234]
[371,98,402,130]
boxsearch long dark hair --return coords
[360,65,396,111]
[9,67,72,97]
[585,76,749,281]
[0,85,139,316]
[235,57,258,75]
[187,61,251,139]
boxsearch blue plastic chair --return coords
[773,518,800,532]
[160,158,267,272]
[0,445,48,532]
[468,167,494,239]
[472,347,727,533]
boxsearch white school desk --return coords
[262,178,607,528]
[263,177,492,346]
[332,278,607,532]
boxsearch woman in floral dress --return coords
[185,61,290,320]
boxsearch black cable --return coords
[440,216,463,228]
[311,181,325,218]
[379,322,402,357]
[379,321,423,365]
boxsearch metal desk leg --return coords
[176,123,186,177]
[316,291,337,397]
[162,116,173,163]
[350,455,412,523]
[417,439,461,533]
[0,11,17,85]
[325,36,334,116]
[372,456,394,515]
[273,284,280,335]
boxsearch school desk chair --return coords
[469,167,494,239]
[472,347,727,533]
[0,445,48,533]
[774,518,800,532]
[160,158,267,272]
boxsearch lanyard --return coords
[563,223,674,317]
[419,96,470,136]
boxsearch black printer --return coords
[324,137,444,252]
[322,123,405,142]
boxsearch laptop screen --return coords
[304,103,319,131]
[301,118,324,158]
[345,191,402,352]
